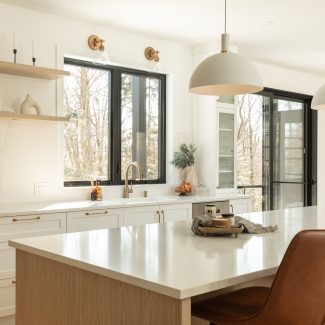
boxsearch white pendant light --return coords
[311,84,325,110]
[189,0,263,96]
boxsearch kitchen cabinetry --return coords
[123,205,160,226]
[229,198,252,214]
[193,94,237,195]
[123,203,192,226]
[159,203,192,222]
[0,212,66,319]
[67,208,122,232]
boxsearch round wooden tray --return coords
[198,225,243,238]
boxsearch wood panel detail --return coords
[16,250,191,325]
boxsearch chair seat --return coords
[192,286,270,324]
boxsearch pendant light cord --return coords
[224,0,227,34]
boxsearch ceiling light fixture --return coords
[189,0,263,96]
[311,84,325,110]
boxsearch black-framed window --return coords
[63,58,166,187]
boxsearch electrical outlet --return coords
[34,182,55,196]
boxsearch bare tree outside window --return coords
[64,64,110,182]
[121,73,160,180]
[237,94,263,211]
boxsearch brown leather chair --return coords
[192,230,325,325]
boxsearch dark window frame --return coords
[63,57,166,187]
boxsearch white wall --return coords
[1,3,325,209]
[0,3,193,202]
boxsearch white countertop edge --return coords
[10,240,182,299]
[10,239,276,300]
[0,194,250,217]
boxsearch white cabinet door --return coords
[0,278,15,318]
[67,208,122,232]
[123,205,160,226]
[0,212,66,318]
[0,213,66,242]
[229,198,251,214]
[160,203,192,223]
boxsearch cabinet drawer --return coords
[0,213,66,242]
[0,278,15,318]
[67,209,122,232]
[123,206,160,226]
[0,243,15,280]
[160,203,192,223]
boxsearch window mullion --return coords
[111,68,122,184]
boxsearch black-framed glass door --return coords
[237,88,317,211]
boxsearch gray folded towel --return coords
[191,215,278,236]
[235,215,278,234]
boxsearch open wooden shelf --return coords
[0,60,70,80]
[0,112,70,122]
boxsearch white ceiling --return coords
[1,0,325,76]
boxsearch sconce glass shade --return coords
[311,84,325,110]
[189,51,263,96]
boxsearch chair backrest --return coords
[253,230,325,325]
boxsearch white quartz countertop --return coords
[0,194,248,217]
[10,206,319,299]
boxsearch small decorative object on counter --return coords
[20,94,43,115]
[205,204,218,217]
[95,181,102,201]
[143,190,148,197]
[170,143,198,193]
[175,182,192,196]
[89,178,103,201]
[222,213,235,225]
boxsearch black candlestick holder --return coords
[32,57,36,67]
[13,49,17,63]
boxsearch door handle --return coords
[156,210,161,223]
[85,211,108,216]
[161,210,165,223]
[12,216,40,222]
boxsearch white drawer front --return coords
[123,206,160,226]
[0,213,66,242]
[0,243,15,280]
[160,203,192,223]
[67,209,122,232]
[0,278,15,318]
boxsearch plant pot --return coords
[180,165,198,191]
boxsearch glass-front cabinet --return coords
[192,94,237,195]
[216,106,236,192]
[218,111,235,189]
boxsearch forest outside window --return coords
[63,58,166,186]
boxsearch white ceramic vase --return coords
[180,165,198,191]
[20,94,42,115]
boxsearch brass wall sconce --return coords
[88,35,105,51]
[144,47,160,62]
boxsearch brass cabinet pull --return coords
[85,211,108,216]
[156,210,160,223]
[12,216,40,222]
[161,210,165,223]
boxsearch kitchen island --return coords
[9,206,320,325]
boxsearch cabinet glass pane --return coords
[216,96,235,105]
[219,113,234,188]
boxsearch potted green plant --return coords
[170,143,198,193]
